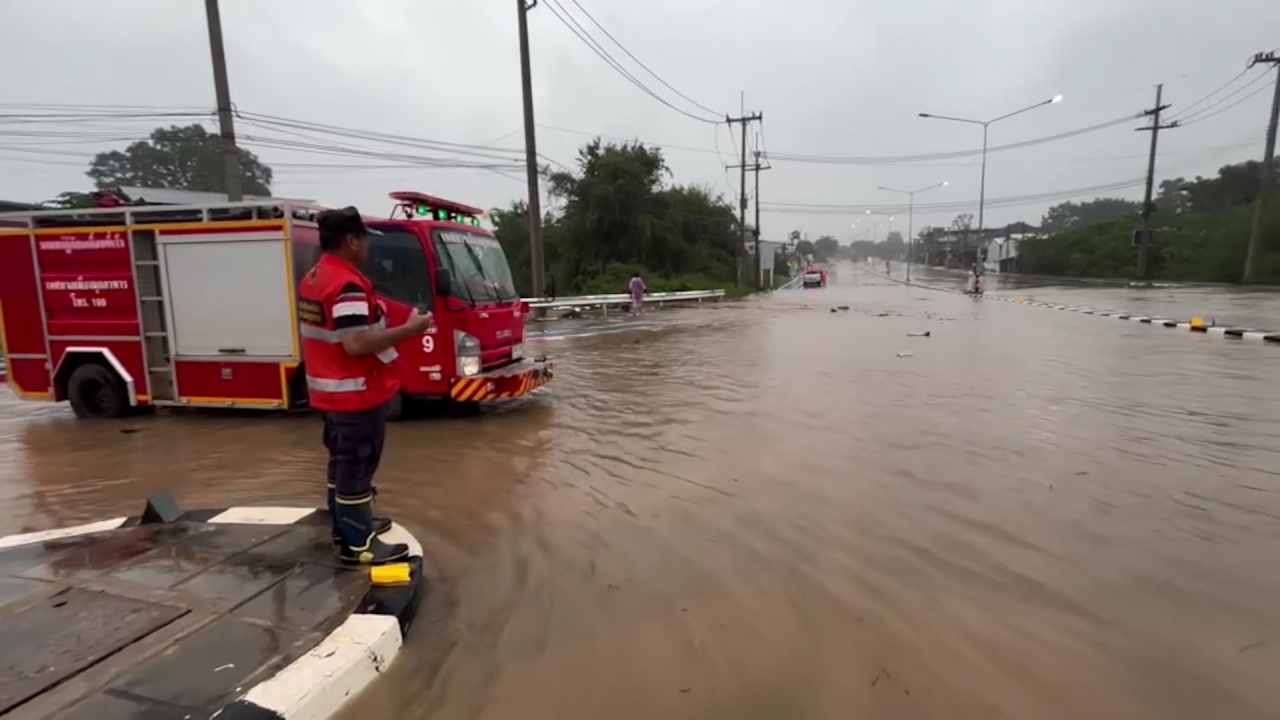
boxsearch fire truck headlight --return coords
[510,343,524,361]
[454,330,482,377]
[459,356,481,377]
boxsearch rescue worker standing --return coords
[298,207,435,565]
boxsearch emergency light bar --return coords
[390,190,485,226]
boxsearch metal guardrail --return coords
[777,274,805,291]
[524,289,725,312]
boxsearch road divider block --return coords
[985,295,1280,347]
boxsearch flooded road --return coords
[900,263,1280,330]
[3,265,1280,719]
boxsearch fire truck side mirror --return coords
[434,267,453,297]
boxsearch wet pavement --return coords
[3,265,1280,719]
[0,513,375,719]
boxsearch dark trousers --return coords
[322,399,391,549]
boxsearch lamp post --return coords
[879,181,947,282]
[919,95,1062,272]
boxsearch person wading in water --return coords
[628,272,647,316]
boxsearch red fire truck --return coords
[0,191,552,419]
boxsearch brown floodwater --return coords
[2,264,1279,719]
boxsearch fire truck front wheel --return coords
[67,363,130,419]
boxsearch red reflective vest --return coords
[297,254,401,412]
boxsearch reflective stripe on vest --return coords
[297,255,401,412]
[298,318,398,365]
[306,376,367,393]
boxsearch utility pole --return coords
[728,149,771,289]
[203,0,243,201]
[725,103,763,288]
[517,0,546,300]
[1135,84,1177,280]
[1244,51,1280,283]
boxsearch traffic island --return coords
[0,497,425,720]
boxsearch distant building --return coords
[918,222,1040,271]
[982,222,1041,274]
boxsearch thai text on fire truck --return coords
[38,236,126,252]
[43,279,130,291]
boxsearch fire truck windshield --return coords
[432,229,519,303]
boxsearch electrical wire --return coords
[769,115,1139,165]
[1177,75,1276,126]
[541,0,720,124]
[563,0,723,118]
[1169,66,1258,121]
[760,179,1146,215]
[0,101,1151,172]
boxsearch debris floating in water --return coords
[896,351,913,358]
[906,331,931,337]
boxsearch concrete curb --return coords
[860,266,1280,346]
[0,506,424,720]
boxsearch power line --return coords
[760,179,1146,215]
[1178,80,1275,127]
[0,101,1155,170]
[1169,66,1258,120]
[562,0,722,118]
[541,0,719,124]
[768,115,1139,165]
[1175,71,1273,124]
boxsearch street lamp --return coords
[918,94,1062,272]
[863,210,895,240]
[878,180,948,281]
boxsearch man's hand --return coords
[405,308,435,333]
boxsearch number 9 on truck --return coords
[421,335,435,354]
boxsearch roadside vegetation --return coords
[1016,158,1280,283]
[490,140,742,297]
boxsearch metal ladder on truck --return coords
[130,229,176,403]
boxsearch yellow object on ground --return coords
[370,563,412,585]
[1191,317,1206,328]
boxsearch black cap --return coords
[317,206,382,238]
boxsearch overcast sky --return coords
[1,0,1278,243]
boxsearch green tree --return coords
[813,235,840,260]
[849,239,878,260]
[882,231,906,258]
[1017,157,1280,283]
[1040,198,1140,232]
[87,124,273,196]
[491,139,739,295]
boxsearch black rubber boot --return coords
[335,494,408,566]
[332,516,392,546]
[328,484,391,544]
[339,535,410,566]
